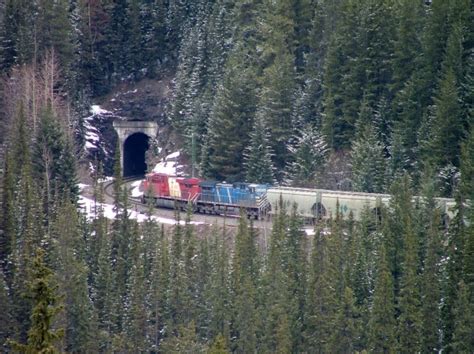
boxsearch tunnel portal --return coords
[113,120,158,177]
[123,132,149,177]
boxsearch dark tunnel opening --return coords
[123,133,150,177]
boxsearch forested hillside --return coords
[0,0,473,353]
[0,0,472,194]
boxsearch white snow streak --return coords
[130,180,143,198]
[90,105,110,115]
[78,195,204,225]
[152,151,183,176]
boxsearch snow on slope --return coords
[83,105,113,152]
[152,151,184,176]
[78,194,204,225]
[130,180,143,198]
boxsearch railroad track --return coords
[103,175,143,202]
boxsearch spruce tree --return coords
[461,129,474,293]
[123,224,149,352]
[51,201,98,353]
[94,224,114,350]
[257,7,296,181]
[397,219,422,353]
[230,211,259,352]
[260,202,293,353]
[8,248,64,353]
[148,224,171,348]
[36,0,75,82]
[442,195,466,352]
[1,150,16,274]
[305,226,337,352]
[451,281,474,353]
[207,227,230,342]
[283,205,307,352]
[208,333,229,354]
[168,210,187,332]
[321,1,359,150]
[391,0,424,95]
[351,101,387,193]
[429,68,464,172]
[0,270,13,351]
[368,245,396,353]
[421,211,442,353]
[201,52,258,182]
[287,124,328,187]
[0,0,36,70]
[244,114,275,184]
[327,287,359,353]
[9,103,44,342]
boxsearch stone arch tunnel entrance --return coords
[123,133,149,177]
[113,120,158,178]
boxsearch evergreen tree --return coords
[283,205,307,352]
[442,179,468,350]
[202,52,258,182]
[208,333,229,354]
[305,226,337,352]
[94,225,114,350]
[36,0,75,83]
[321,0,362,150]
[429,67,465,172]
[8,248,64,353]
[0,0,36,70]
[260,202,293,353]
[368,245,396,353]
[230,211,259,352]
[461,129,474,292]
[123,223,149,352]
[421,211,442,353]
[244,114,275,184]
[51,201,98,353]
[451,281,474,352]
[258,3,296,181]
[1,150,16,273]
[391,0,424,95]
[148,224,170,349]
[207,227,230,342]
[351,100,387,193]
[168,210,187,332]
[397,218,422,353]
[182,209,198,324]
[327,287,359,353]
[160,321,208,353]
[0,270,13,351]
[9,103,44,342]
[75,0,112,96]
[287,124,327,187]
[140,0,166,77]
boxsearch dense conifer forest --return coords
[0,0,473,352]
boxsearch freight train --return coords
[142,173,271,219]
[141,172,457,222]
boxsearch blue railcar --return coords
[199,181,218,203]
[215,183,234,204]
[196,181,270,218]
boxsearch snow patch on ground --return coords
[166,151,180,160]
[84,105,116,154]
[90,105,111,115]
[130,180,143,198]
[77,183,89,191]
[152,151,184,176]
[78,195,204,225]
[85,141,97,150]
